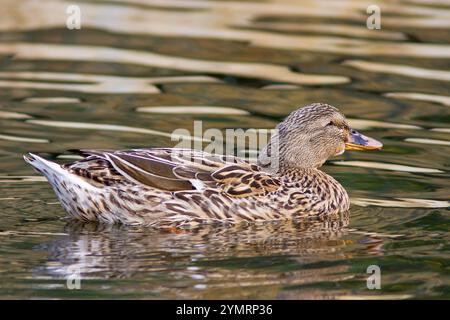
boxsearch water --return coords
[0,0,449,299]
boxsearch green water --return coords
[0,0,448,299]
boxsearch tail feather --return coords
[23,153,66,176]
[23,153,103,222]
[24,153,96,191]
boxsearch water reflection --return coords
[405,138,450,146]
[3,0,450,57]
[343,60,450,81]
[41,213,355,298]
[331,160,444,173]
[0,111,32,119]
[137,106,250,115]
[23,97,82,103]
[0,0,448,299]
[0,43,348,85]
[384,92,450,106]
[0,133,49,143]
[0,71,220,94]
[347,119,422,130]
[26,119,207,142]
[352,197,449,209]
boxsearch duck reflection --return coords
[39,212,357,298]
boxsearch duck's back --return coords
[25,148,287,227]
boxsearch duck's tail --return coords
[23,153,67,177]
[23,153,100,194]
[23,153,105,221]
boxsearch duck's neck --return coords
[257,139,325,175]
[277,165,320,177]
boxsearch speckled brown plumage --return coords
[24,103,382,228]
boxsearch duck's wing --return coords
[67,148,280,196]
[210,162,281,197]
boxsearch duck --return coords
[24,103,382,228]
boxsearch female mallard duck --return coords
[24,103,382,228]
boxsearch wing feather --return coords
[66,148,280,197]
[105,153,192,191]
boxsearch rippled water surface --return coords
[0,0,449,299]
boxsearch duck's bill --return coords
[345,129,383,151]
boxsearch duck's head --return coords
[259,103,382,171]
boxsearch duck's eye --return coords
[326,121,334,126]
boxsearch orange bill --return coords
[345,129,383,151]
